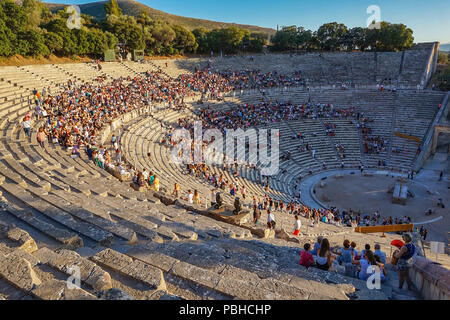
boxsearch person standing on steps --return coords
[267,209,276,230]
[22,114,32,138]
[172,183,181,198]
[193,189,201,205]
[293,215,302,236]
[253,204,261,225]
[187,190,193,204]
[152,174,160,192]
[422,229,427,241]
[240,185,246,200]
[393,233,416,291]
[36,127,46,148]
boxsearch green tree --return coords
[44,18,79,55]
[1,0,28,32]
[297,29,313,50]
[145,20,175,54]
[246,32,267,52]
[270,26,298,51]
[104,31,119,49]
[136,10,152,26]
[0,19,14,56]
[87,28,109,56]
[75,28,90,55]
[317,22,348,51]
[378,22,414,51]
[22,0,45,27]
[192,27,209,53]
[206,26,247,53]
[365,22,414,51]
[44,31,63,54]
[340,27,367,51]
[104,0,122,17]
[16,29,49,57]
[104,14,145,50]
[171,24,198,54]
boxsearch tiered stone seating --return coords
[0,56,446,300]
[119,61,159,76]
[398,43,435,88]
[149,58,197,78]
[97,62,139,79]
[1,220,398,300]
[390,91,444,169]
[51,63,105,84]
[158,44,434,88]
[376,52,402,83]
[356,90,397,168]
[19,65,75,88]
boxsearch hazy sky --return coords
[46,0,450,44]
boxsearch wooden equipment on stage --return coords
[355,224,414,237]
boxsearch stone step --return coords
[3,204,83,249]
[0,226,96,300]
[91,248,167,292]
[34,247,112,291]
[0,182,113,245]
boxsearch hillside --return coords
[46,0,276,35]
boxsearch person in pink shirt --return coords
[299,243,314,268]
[36,127,46,147]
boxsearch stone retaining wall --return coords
[410,256,450,300]
[421,42,440,88]
[413,91,450,172]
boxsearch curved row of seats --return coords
[151,43,435,88]
[0,60,444,300]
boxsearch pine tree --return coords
[104,0,122,17]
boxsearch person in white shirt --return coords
[187,190,194,204]
[97,152,105,167]
[293,215,302,236]
[267,209,276,229]
[142,169,149,181]
[210,189,216,206]
[22,117,32,137]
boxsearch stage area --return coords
[314,173,449,243]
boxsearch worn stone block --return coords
[171,261,221,289]
[126,248,179,273]
[32,279,96,300]
[5,228,37,253]
[35,248,112,291]
[0,253,41,292]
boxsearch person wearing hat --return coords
[393,233,415,291]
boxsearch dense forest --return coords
[0,0,416,59]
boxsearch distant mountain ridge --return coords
[45,0,276,35]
